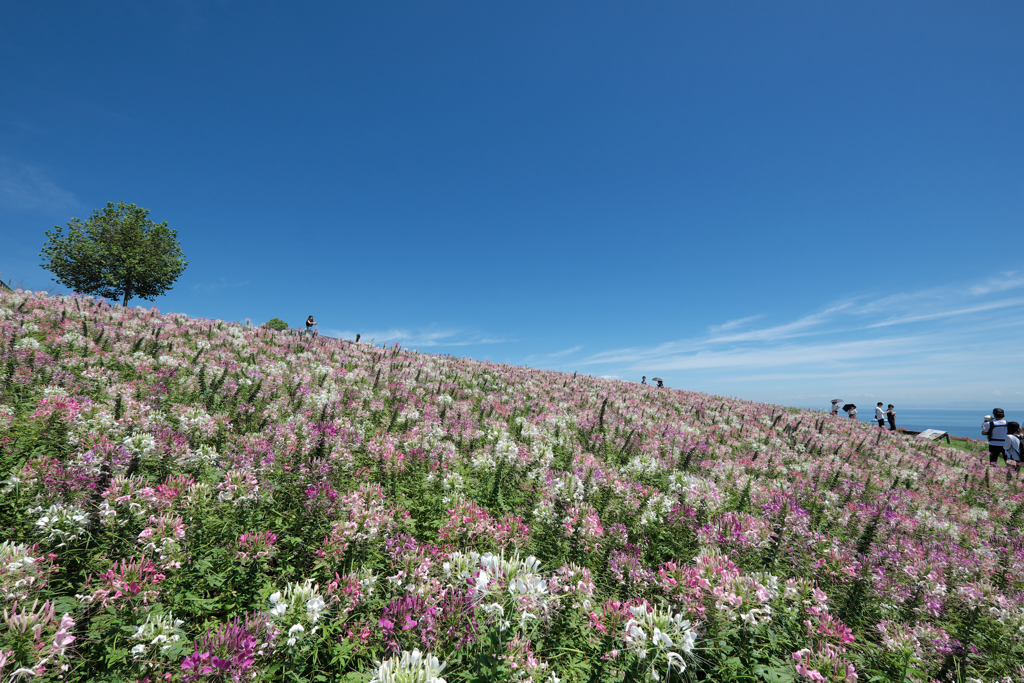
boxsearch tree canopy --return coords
[40,201,187,307]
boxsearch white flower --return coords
[122,433,157,457]
[33,504,89,546]
[665,652,687,678]
[627,623,647,643]
[267,579,324,622]
[510,575,549,598]
[287,623,304,647]
[652,627,673,648]
[129,612,186,663]
[370,648,447,683]
[480,603,504,617]
[621,603,696,680]
[269,591,287,618]
[10,667,38,681]
[306,596,326,622]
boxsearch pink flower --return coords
[795,663,826,682]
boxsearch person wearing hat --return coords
[983,409,1008,465]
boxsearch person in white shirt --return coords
[875,403,886,428]
[830,400,840,416]
[1005,421,1020,467]
[983,408,1008,465]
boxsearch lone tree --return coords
[40,201,187,307]
[263,318,289,330]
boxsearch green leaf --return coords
[752,665,796,683]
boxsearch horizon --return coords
[2,2,1022,409]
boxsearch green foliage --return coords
[39,201,187,307]
[264,318,289,330]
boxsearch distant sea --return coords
[829,409,1001,440]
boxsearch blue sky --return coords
[2,1,1022,409]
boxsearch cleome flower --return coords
[267,578,328,647]
[0,541,49,602]
[31,503,89,547]
[370,648,447,683]
[622,602,697,682]
[129,611,186,667]
[4,284,1024,682]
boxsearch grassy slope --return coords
[1,290,1023,683]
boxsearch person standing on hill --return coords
[830,400,840,416]
[1005,422,1021,467]
[875,402,886,427]
[984,408,1008,465]
[886,404,896,431]
[305,315,317,336]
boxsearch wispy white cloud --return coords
[0,159,81,212]
[521,345,583,366]
[865,298,1024,328]
[571,273,1024,405]
[707,304,852,343]
[708,315,761,334]
[969,271,1024,296]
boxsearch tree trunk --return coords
[122,289,130,307]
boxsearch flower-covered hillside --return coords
[1,290,1022,683]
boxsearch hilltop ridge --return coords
[1,290,1022,682]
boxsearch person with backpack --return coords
[983,408,1008,465]
[1005,422,1021,467]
